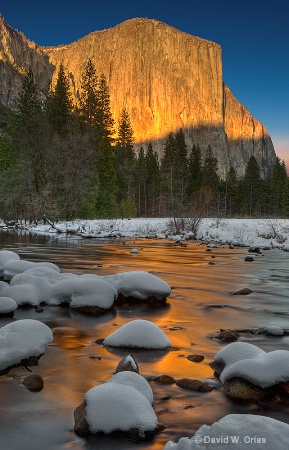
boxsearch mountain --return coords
[0,16,276,177]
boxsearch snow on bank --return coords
[9,217,289,248]
[163,414,289,449]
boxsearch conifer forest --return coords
[0,60,288,223]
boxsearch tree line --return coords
[0,59,288,223]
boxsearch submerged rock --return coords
[214,329,238,342]
[22,374,44,392]
[176,378,213,392]
[233,288,252,295]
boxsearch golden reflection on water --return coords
[1,238,289,450]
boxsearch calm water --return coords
[1,231,289,450]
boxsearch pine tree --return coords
[188,143,202,195]
[145,143,161,216]
[175,128,188,207]
[281,177,289,217]
[46,64,74,134]
[270,157,288,216]
[95,137,118,218]
[95,73,114,145]
[134,146,147,216]
[79,58,99,128]
[115,108,135,202]
[243,155,261,216]
[224,167,238,216]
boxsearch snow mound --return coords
[9,272,53,305]
[103,271,171,300]
[0,319,53,372]
[106,371,154,404]
[103,319,171,349]
[3,260,60,281]
[214,342,265,367]
[163,414,289,449]
[0,296,18,314]
[52,277,117,309]
[220,349,289,388]
[266,326,284,336]
[85,382,158,435]
[24,266,74,284]
[0,250,20,276]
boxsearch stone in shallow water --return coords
[233,288,252,295]
[176,378,213,392]
[22,374,44,392]
[187,354,205,363]
[115,354,139,373]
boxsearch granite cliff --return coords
[0,16,276,177]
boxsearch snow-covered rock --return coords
[282,243,289,252]
[213,342,265,369]
[220,349,289,388]
[3,260,59,281]
[103,319,171,349]
[0,296,18,314]
[0,319,53,373]
[84,383,158,436]
[103,271,171,301]
[163,414,289,449]
[52,276,117,311]
[115,353,139,373]
[106,371,154,404]
[0,250,20,276]
[266,326,284,336]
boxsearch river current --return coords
[0,231,289,450]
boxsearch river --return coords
[0,231,289,450]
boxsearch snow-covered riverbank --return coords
[2,217,289,249]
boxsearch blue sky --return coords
[1,0,288,165]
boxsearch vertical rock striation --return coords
[0,17,276,177]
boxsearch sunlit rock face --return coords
[0,17,276,177]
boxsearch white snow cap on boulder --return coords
[103,319,171,349]
[163,414,289,449]
[0,296,18,314]
[0,319,53,372]
[213,342,289,388]
[0,250,20,276]
[103,271,171,300]
[3,260,60,281]
[106,371,154,404]
[52,276,117,309]
[85,382,158,435]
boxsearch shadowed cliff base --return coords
[135,125,276,179]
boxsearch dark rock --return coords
[248,247,261,253]
[71,305,109,315]
[214,329,238,342]
[115,354,139,373]
[208,360,225,375]
[0,354,42,376]
[74,402,90,435]
[126,423,166,441]
[187,354,205,363]
[229,243,234,249]
[95,338,105,345]
[116,293,168,307]
[233,288,252,295]
[153,375,176,384]
[208,262,215,265]
[35,306,44,313]
[176,378,213,392]
[22,374,44,392]
[222,377,275,401]
[244,256,254,262]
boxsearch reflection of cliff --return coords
[0,17,276,177]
